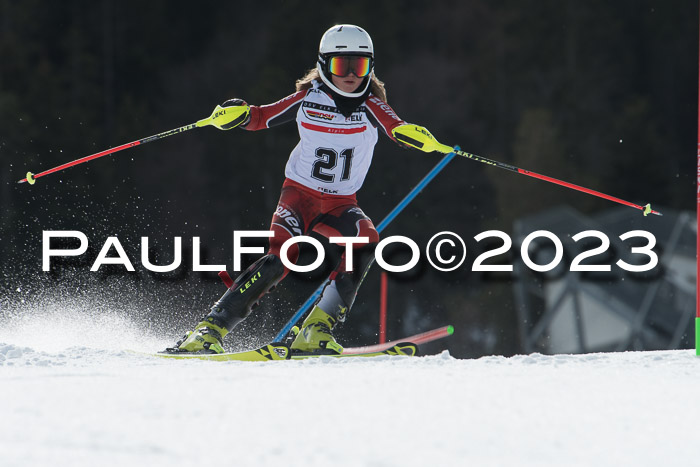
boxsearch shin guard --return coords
[315,244,376,323]
[203,254,285,332]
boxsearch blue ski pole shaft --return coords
[274,148,458,341]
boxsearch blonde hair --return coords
[295,68,388,103]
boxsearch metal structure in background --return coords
[513,206,695,354]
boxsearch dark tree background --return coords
[0,0,696,357]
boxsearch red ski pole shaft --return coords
[454,149,663,217]
[392,125,662,217]
[18,104,250,185]
[17,122,198,184]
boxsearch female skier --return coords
[171,24,438,354]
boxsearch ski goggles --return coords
[328,55,373,78]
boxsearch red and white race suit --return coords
[243,80,405,195]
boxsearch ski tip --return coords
[446,325,455,336]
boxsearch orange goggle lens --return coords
[328,56,372,78]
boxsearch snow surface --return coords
[2,324,699,466]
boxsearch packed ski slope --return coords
[2,314,699,467]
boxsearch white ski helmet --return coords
[317,24,374,98]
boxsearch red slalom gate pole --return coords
[379,272,388,344]
[696,7,700,357]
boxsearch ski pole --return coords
[17,105,250,185]
[392,124,662,217]
[274,149,458,342]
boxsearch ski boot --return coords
[166,255,285,354]
[170,319,228,354]
[290,305,345,354]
